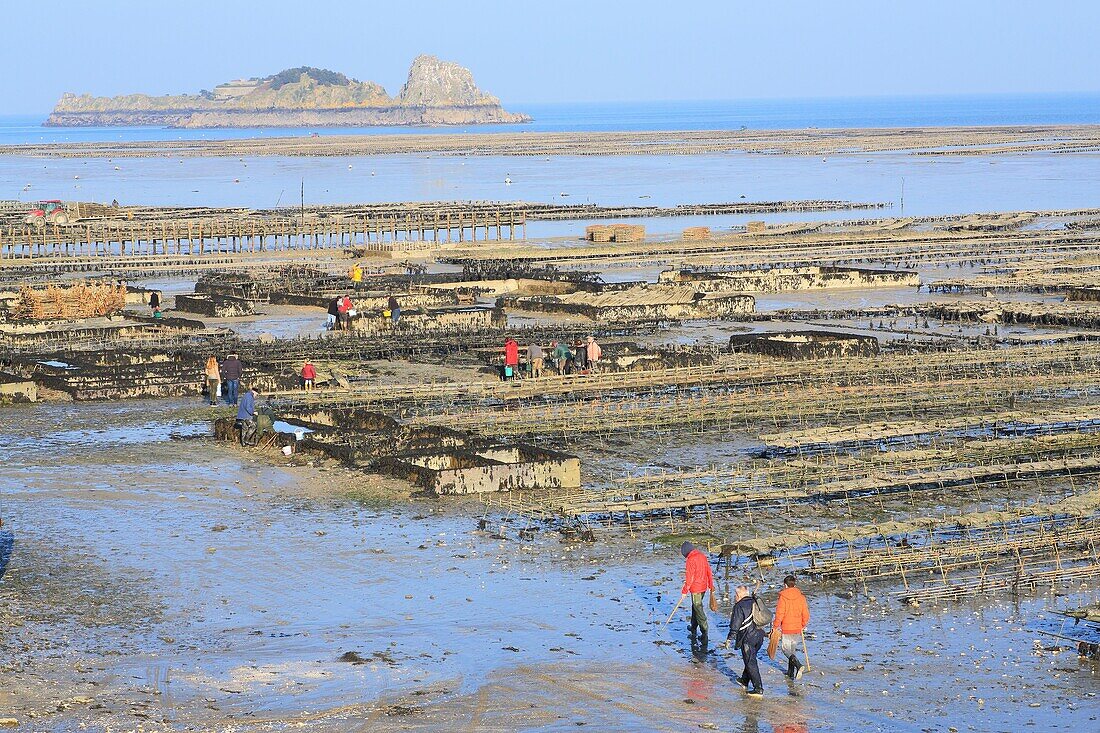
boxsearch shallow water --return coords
[2,400,1098,731]
[7,150,1100,225]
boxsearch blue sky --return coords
[2,0,1098,113]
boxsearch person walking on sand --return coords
[774,574,810,680]
[585,336,603,373]
[204,355,221,407]
[300,360,316,392]
[220,352,243,406]
[679,541,715,647]
[724,585,765,696]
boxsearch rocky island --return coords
[45,55,530,128]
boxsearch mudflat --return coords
[1,400,1096,731]
[5,124,1100,159]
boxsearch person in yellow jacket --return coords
[773,574,810,680]
[349,263,363,290]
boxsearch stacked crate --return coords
[610,224,645,242]
[585,224,645,243]
[682,226,711,240]
[585,225,615,242]
[10,282,127,321]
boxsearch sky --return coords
[2,0,1099,114]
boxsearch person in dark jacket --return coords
[572,340,587,373]
[387,295,401,326]
[724,585,765,696]
[219,353,244,406]
[236,387,259,445]
[148,290,160,312]
[326,298,340,330]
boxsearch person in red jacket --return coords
[679,541,715,645]
[774,574,811,680]
[502,337,519,381]
[336,295,354,331]
[300,360,317,392]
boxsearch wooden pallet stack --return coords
[682,226,711,240]
[585,225,615,242]
[610,224,645,242]
[10,282,127,321]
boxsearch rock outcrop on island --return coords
[45,56,529,128]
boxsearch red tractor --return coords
[24,200,73,228]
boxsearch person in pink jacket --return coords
[585,336,602,372]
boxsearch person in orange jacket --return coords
[774,574,810,680]
[680,541,715,645]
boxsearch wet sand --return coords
[2,400,1098,731]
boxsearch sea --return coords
[2,93,1099,236]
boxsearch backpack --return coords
[751,596,771,628]
[739,595,770,633]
